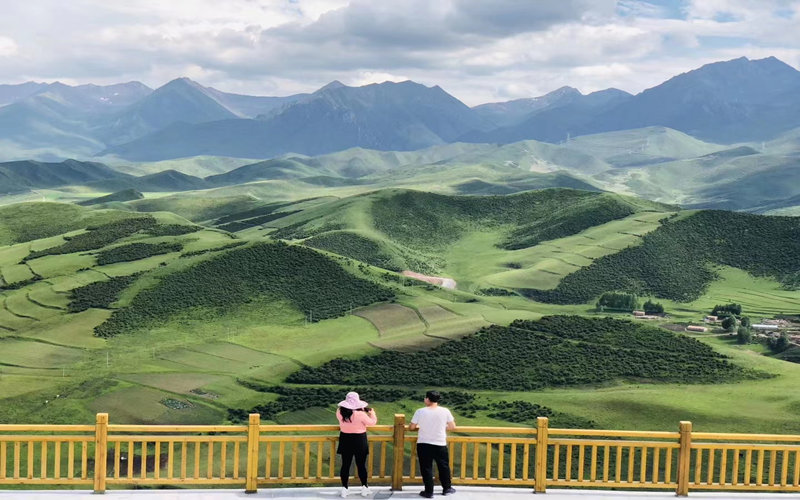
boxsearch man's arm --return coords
[446,420,456,431]
[408,409,420,430]
[408,422,419,430]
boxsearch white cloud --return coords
[0,1,797,104]
[0,37,17,57]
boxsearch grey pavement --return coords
[1,488,800,500]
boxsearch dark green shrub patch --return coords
[288,316,763,390]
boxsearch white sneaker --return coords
[361,485,372,496]
[341,486,349,497]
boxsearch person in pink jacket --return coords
[336,391,378,498]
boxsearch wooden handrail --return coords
[3,413,800,496]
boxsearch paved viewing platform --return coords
[2,488,800,499]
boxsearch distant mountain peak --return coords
[317,80,347,92]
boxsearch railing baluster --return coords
[410,442,417,479]
[472,442,479,480]
[639,446,647,484]
[769,449,777,486]
[234,441,240,480]
[719,448,727,485]
[290,442,298,479]
[128,441,134,479]
[552,444,560,481]
[220,440,226,479]
[448,442,454,473]
[694,448,703,485]
[794,450,800,487]
[756,449,764,486]
[484,441,491,480]
[207,440,214,479]
[141,441,147,480]
[265,441,272,479]
[522,443,529,481]
[0,442,6,480]
[603,445,609,482]
[67,441,74,480]
[113,441,120,480]
[329,441,335,479]
[577,444,584,481]
[193,441,200,479]
[180,441,187,480]
[380,441,387,478]
[665,447,672,484]
[565,444,572,481]
[732,448,740,485]
[707,447,715,485]
[304,441,311,479]
[497,443,504,480]
[81,441,88,480]
[54,441,61,480]
[317,441,324,479]
[652,446,660,484]
[167,441,174,480]
[27,440,33,479]
[14,441,20,479]
[278,441,285,479]
[40,441,48,479]
[781,449,789,486]
[509,443,517,481]
[626,446,634,483]
[745,449,752,485]
[154,441,161,480]
[590,445,597,482]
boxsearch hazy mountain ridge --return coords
[1,57,799,163]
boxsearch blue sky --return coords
[0,0,797,105]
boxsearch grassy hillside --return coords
[525,210,800,304]
[1,191,799,435]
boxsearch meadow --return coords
[0,191,797,440]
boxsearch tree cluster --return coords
[25,216,157,261]
[522,210,800,304]
[67,274,140,312]
[95,242,182,265]
[288,316,765,391]
[94,241,394,337]
[596,292,639,312]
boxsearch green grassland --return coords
[0,190,798,439]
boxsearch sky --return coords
[0,0,798,106]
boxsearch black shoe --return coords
[442,487,456,495]
[419,492,433,498]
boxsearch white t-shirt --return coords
[411,406,455,446]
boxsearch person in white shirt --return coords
[408,390,457,498]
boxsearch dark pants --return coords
[417,443,452,495]
[340,449,368,488]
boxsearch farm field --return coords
[0,192,797,439]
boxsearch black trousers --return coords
[338,432,369,488]
[417,443,452,494]
[340,449,369,488]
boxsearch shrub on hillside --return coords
[94,241,394,337]
[288,316,764,390]
[522,211,800,304]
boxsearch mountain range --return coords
[1,57,799,163]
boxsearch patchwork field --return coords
[0,192,797,438]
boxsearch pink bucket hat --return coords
[338,391,368,410]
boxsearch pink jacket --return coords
[336,408,377,433]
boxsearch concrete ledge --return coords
[2,488,800,499]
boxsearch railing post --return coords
[245,413,260,494]
[93,413,108,494]
[676,421,692,497]
[535,416,549,493]
[391,414,406,491]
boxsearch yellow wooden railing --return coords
[2,414,800,495]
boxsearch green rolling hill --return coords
[0,188,798,434]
